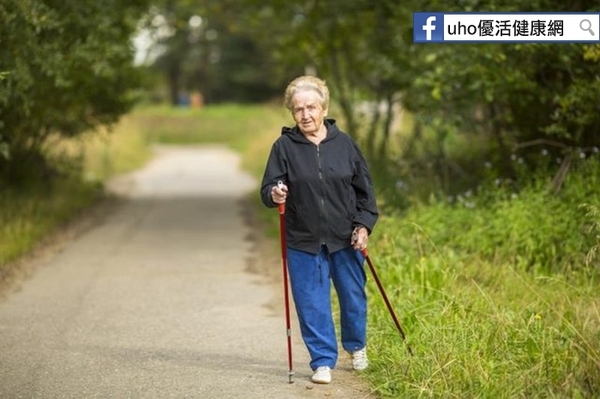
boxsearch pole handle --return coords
[277,181,286,215]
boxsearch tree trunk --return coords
[377,93,395,159]
[489,104,517,181]
[168,63,180,106]
[366,98,382,159]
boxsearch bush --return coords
[379,156,600,274]
[0,0,150,185]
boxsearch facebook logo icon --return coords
[413,13,445,42]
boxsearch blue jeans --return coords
[287,245,367,370]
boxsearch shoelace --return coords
[353,349,367,360]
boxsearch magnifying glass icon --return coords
[580,19,595,36]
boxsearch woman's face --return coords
[290,89,327,136]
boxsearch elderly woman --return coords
[260,75,379,384]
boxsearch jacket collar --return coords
[282,119,339,143]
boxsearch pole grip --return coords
[277,181,286,215]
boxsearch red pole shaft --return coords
[279,203,294,382]
[361,249,414,357]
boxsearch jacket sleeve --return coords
[351,142,379,233]
[260,140,288,208]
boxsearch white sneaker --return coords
[351,348,368,371]
[311,366,332,384]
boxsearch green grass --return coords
[357,165,600,397]
[133,103,289,156]
[362,217,600,397]
[0,179,102,266]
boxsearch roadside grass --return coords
[363,215,600,397]
[0,115,151,271]
[76,117,152,182]
[0,179,102,267]
[133,103,289,157]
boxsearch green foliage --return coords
[0,134,8,161]
[0,0,150,185]
[383,157,600,274]
[224,0,600,198]
[404,0,600,189]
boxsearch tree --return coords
[401,0,600,190]
[235,0,600,197]
[140,0,283,104]
[239,0,413,151]
[0,0,150,184]
[138,0,599,196]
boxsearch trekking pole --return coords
[361,248,414,357]
[277,181,294,383]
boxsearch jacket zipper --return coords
[316,145,328,246]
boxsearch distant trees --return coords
[0,0,150,184]
[234,0,600,194]
[139,0,284,105]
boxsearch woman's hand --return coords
[351,226,369,251]
[271,182,288,204]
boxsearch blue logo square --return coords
[414,13,445,43]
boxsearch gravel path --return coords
[0,145,375,399]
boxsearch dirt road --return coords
[0,146,374,398]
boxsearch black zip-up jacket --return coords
[260,119,378,255]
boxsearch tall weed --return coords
[0,178,101,266]
[580,203,600,270]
